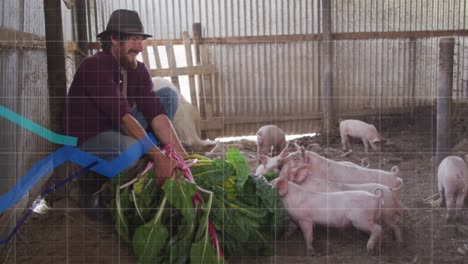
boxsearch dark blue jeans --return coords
[79,86,178,162]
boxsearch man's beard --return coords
[119,49,138,70]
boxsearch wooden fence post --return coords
[320,0,334,135]
[75,0,88,62]
[409,37,417,117]
[192,23,206,118]
[182,32,198,109]
[44,0,67,134]
[436,38,455,167]
[164,40,180,87]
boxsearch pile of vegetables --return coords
[109,148,284,263]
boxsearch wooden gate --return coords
[140,30,221,134]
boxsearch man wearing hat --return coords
[63,9,188,218]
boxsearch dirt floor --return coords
[2,117,468,264]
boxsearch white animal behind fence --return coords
[152,77,217,152]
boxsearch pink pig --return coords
[255,145,289,175]
[338,158,370,168]
[339,119,382,153]
[438,155,468,223]
[276,164,383,256]
[289,164,403,243]
[256,125,287,157]
[286,143,402,189]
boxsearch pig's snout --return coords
[371,140,381,151]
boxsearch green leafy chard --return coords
[225,148,249,191]
[110,148,285,262]
[132,195,169,264]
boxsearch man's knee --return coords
[80,131,139,161]
[117,136,139,152]
[155,87,179,121]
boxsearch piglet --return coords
[290,164,403,243]
[339,119,381,153]
[337,158,370,168]
[287,143,402,189]
[255,145,289,175]
[438,155,468,223]
[276,165,383,256]
[256,125,287,157]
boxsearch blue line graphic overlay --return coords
[0,105,78,146]
[0,134,158,213]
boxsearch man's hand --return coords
[153,152,184,187]
[151,115,188,157]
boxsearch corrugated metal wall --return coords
[332,0,468,113]
[88,0,321,40]
[333,0,465,32]
[0,0,51,241]
[86,0,467,137]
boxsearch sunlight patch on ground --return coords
[215,133,317,143]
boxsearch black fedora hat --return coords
[97,9,152,39]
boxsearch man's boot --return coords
[79,171,112,222]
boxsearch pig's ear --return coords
[294,164,310,183]
[279,144,289,159]
[390,165,400,174]
[279,163,291,178]
[283,163,295,181]
[300,146,306,158]
[294,140,301,150]
[276,178,288,197]
[259,155,269,166]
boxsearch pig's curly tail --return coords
[374,188,385,206]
